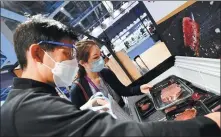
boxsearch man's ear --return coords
[29,44,44,63]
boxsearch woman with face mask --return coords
[70,40,152,110]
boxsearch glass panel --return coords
[0,51,7,66]
[99,2,166,83]
[64,2,80,20]
[87,12,98,24]
[111,16,155,51]
[74,25,83,32]
[94,4,108,19]
[1,16,21,33]
[65,1,91,19]
[91,1,101,6]
[53,11,71,25]
[111,1,128,10]
[73,25,85,40]
[81,12,98,29]
[1,1,63,16]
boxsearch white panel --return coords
[142,1,187,22]
[200,72,220,94]
[175,63,220,76]
[176,63,219,73]
[176,67,203,84]
[175,57,220,74]
[176,56,220,66]
[175,56,220,95]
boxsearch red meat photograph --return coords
[158,1,220,58]
[182,14,200,56]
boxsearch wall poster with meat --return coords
[157,1,221,58]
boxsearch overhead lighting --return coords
[60,7,64,11]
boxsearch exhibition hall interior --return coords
[1,1,220,132]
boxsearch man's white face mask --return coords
[42,51,78,87]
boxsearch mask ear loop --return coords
[41,50,56,70]
[43,50,56,63]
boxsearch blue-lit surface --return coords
[1,86,12,101]
[1,53,7,66]
[1,33,17,67]
[1,8,27,22]
[70,2,101,26]
[45,1,64,14]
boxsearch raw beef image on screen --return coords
[182,13,200,56]
[161,83,182,103]
[139,103,151,111]
[174,108,197,121]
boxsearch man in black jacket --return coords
[1,15,220,136]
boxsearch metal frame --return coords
[1,8,27,22]
[1,1,163,83]
[70,27,134,82]
[48,1,70,19]
[72,3,102,27]
[138,1,163,41]
[69,1,163,82]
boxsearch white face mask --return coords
[43,52,78,87]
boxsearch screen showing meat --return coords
[182,16,200,56]
[174,108,197,121]
[139,103,151,111]
[191,92,202,101]
[161,83,182,103]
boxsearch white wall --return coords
[143,1,187,23]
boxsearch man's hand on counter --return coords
[140,84,152,94]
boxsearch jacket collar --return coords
[13,77,56,91]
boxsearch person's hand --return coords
[91,98,110,113]
[140,84,152,94]
[91,98,108,107]
[80,98,108,110]
[205,112,221,128]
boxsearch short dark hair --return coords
[13,14,78,70]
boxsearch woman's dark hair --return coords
[75,40,98,78]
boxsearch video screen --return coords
[158,1,220,58]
